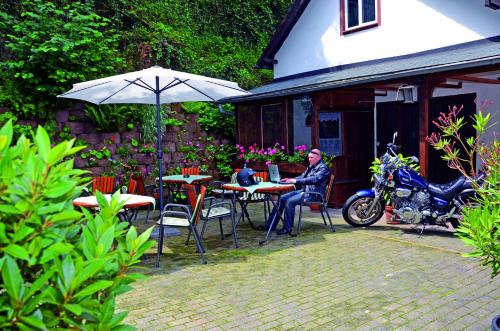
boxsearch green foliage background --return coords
[0,0,292,118]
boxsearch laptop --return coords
[268,164,284,183]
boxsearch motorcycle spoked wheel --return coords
[342,195,385,227]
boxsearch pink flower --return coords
[265,160,271,166]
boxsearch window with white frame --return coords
[341,0,380,35]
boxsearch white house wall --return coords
[274,0,500,79]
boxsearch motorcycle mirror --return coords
[392,131,398,144]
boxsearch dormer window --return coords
[340,0,381,35]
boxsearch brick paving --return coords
[117,205,500,330]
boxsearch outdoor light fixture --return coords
[300,94,313,114]
[397,85,418,103]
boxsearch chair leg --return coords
[190,225,207,264]
[200,219,209,241]
[323,204,335,232]
[185,228,192,246]
[230,212,239,248]
[218,218,224,240]
[144,206,151,224]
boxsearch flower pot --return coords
[309,204,322,213]
[384,206,400,224]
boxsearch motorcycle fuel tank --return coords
[396,167,428,189]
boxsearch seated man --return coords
[265,149,331,235]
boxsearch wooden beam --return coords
[418,78,432,179]
[451,75,500,84]
[436,81,463,89]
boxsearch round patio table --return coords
[73,193,155,223]
[222,182,295,244]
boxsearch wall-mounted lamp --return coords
[218,103,234,116]
[396,85,418,103]
[300,94,313,114]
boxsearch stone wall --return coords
[2,104,230,184]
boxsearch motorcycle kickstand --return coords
[418,223,426,237]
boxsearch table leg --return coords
[258,193,286,246]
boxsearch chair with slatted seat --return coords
[157,186,208,264]
[296,174,335,235]
[184,184,238,248]
[181,167,200,175]
[92,176,115,194]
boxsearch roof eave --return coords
[225,56,500,103]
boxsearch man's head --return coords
[308,149,321,166]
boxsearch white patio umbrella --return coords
[58,65,249,266]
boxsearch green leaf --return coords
[61,255,75,290]
[64,303,83,316]
[73,280,113,299]
[2,256,25,302]
[45,181,73,198]
[19,315,47,330]
[4,244,30,261]
[0,120,13,150]
[34,126,50,162]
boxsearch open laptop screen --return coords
[268,164,281,183]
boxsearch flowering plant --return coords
[236,143,308,165]
[137,143,156,155]
[426,101,499,278]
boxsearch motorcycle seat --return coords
[428,176,466,201]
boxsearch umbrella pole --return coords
[155,76,164,268]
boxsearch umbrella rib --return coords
[128,78,156,92]
[204,80,248,93]
[181,80,216,101]
[159,79,183,93]
[58,80,113,96]
[97,78,144,104]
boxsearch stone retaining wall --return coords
[1,104,229,183]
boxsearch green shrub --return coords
[0,121,154,329]
[427,104,499,278]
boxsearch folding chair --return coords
[237,171,271,227]
[181,167,200,175]
[296,174,335,235]
[92,176,115,194]
[184,184,238,248]
[157,186,208,264]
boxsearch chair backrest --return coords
[324,174,335,203]
[127,178,138,194]
[184,184,198,210]
[181,167,200,175]
[190,186,207,225]
[92,176,115,194]
[255,171,268,182]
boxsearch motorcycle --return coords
[342,132,481,231]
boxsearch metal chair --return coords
[157,186,208,264]
[184,184,238,248]
[296,174,335,235]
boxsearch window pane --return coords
[362,0,376,23]
[319,112,342,156]
[262,104,284,147]
[347,0,359,28]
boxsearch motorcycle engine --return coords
[391,189,430,223]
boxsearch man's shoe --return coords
[277,228,290,235]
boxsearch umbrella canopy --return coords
[59,65,248,104]
[58,65,249,266]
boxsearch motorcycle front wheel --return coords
[342,195,385,227]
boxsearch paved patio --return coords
[117,204,499,330]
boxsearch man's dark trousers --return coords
[266,190,304,231]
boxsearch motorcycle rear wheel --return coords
[342,195,384,227]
